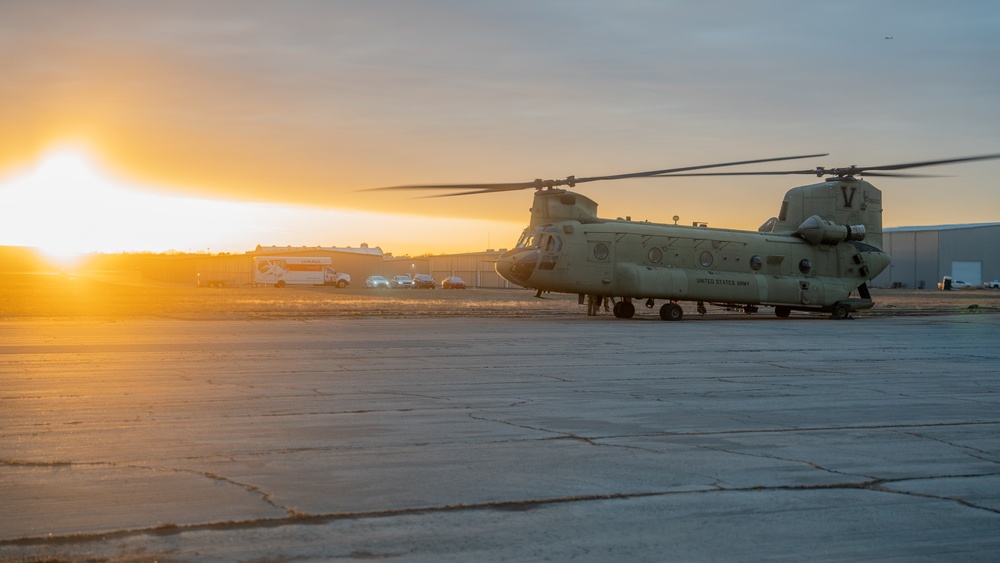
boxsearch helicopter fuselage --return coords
[375,152,999,319]
[495,181,891,319]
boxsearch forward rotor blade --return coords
[855,172,945,178]
[651,170,816,177]
[366,153,828,194]
[571,153,829,183]
[364,181,543,192]
[415,188,523,198]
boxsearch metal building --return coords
[871,223,1000,289]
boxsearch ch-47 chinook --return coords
[374,153,1000,320]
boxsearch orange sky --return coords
[2,2,999,257]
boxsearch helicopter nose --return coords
[496,249,540,286]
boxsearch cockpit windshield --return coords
[515,227,542,249]
[515,226,562,252]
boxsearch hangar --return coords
[871,223,1000,289]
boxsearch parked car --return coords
[413,274,436,289]
[365,275,390,289]
[390,275,414,289]
[985,280,1000,289]
[441,276,467,289]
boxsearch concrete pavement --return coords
[1,313,998,561]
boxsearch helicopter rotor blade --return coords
[366,153,828,194]
[653,171,944,178]
[858,154,1000,172]
[364,180,547,192]
[367,153,999,194]
[651,170,817,177]
[653,153,1000,179]
[853,172,945,178]
[569,153,829,184]
[414,187,525,198]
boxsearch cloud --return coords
[1,0,998,237]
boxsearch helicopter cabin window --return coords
[542,233,563,252]
[593,243,610,261]
[700,251,713,268]
[648,247,663,264]
[799,259,812,274]
[541,227,564,252]
[750,255,763,271]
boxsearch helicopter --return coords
[373,153,1000,320]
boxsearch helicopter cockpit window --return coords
[515,228,542,249]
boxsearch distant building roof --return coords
[885,222,1000,233]
[253,244,384,256]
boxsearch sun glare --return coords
[0,148,160,261]
[0,147,524,263]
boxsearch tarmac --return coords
[1,313,999,561]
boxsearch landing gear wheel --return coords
[617,301,635,319]
[275,280,286,288]
[775,306,791,318]
[659,303,683,321]
[697,301,707,315]
[832,304,850,320]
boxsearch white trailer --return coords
[253,256,350,288]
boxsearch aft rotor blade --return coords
[655,153,1000,179]
[654,171,943,178]
[860,153,1000,172]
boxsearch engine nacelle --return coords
[795,215,866,245]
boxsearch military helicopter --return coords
[373,153,1000,320]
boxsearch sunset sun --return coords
[5,148,121,262]
[0,146,523,262]
[0,146,248,261]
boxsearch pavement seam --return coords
[6,475,999,547]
